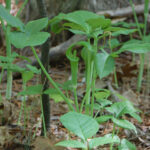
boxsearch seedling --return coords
[55,111,120,150]
[96,93,141,150]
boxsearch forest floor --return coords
[0,47,150,150]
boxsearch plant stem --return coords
[114,67,118,89]
[85,50,92,115]
[137,54,145,92]
[73,88,79,112]
[31,46,75,111]
[129,0,143,38]
[16,0,29,17]
[137,0,149,92]
[144,0,149,37]
[91,69,96,116]
[110,123,116,150]
[129,0,149,92]
[80,87,90,113]
[5,0,12,100]
[40,95,47,137]
[91,38,98,116]
[6,0,11,11]
[5,26,12,100]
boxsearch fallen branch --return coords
[97,3,150,18]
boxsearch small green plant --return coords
[97,94,141,150]
[55,104,139,150]
[55,111,120,150]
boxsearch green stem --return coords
[144,0,149,36]
[110,123,116,150]
[91,70,96,116]
[40,95,47,137]
[85,50,92,115]
[31,46,75,111]
[114,67,118,89]
[6,26,12,100]
[80,87,90,113]
[146,54,150,96]
[90,38,98,116]
[5,0,12,100]
[137,54,145,92]
[6,0,11,11]
[129,0,149,92]
[16,0,29,17]
[73,88,79,112]
[129,0,143,38]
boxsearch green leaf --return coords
[26,64,41,74]
[25,18,48,33]
[112,29,137,36]
[18,84,43,95]
[22,71,34,83]
[105,26,137,36]
[0,4,24,31]
[94,90,111,100]
[93,103,102,110]
[112,118,137,134]
[63,22,86,34]
[96,115,113,124]
[130,112,142,123]
[89,134,120,148]
[68,29,86,35]
[49,10,107,35]
[55,140,86,148]
[64,10,101,24]
[0,56,14,62]
[143,34,150,42]
[0,63,26,72]
[60,112,99,141]
[116,39,150,54]
[113,21,144,28]
[44,88,73,103]
[44,88,63,102]
[95,52,115,79]
[61,80,73,91]
[0,52,18,63]
[119,139,136,150]
[86,17,111,30]
[110,38,121,49]
[10,31,50,48]
[96,99,112,107]
[106,100,139,118]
